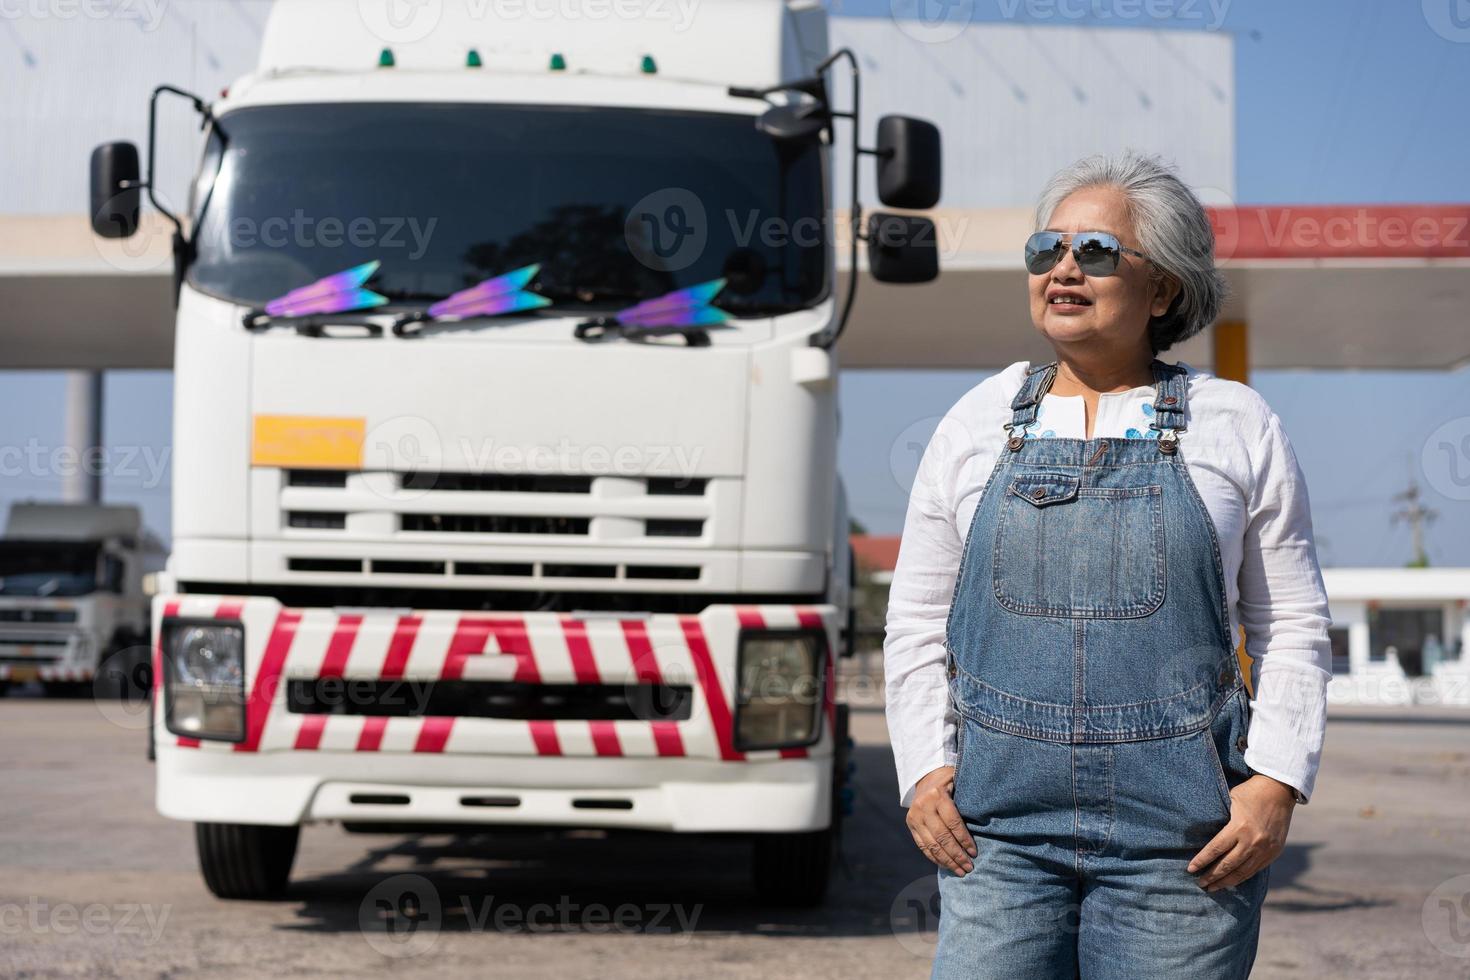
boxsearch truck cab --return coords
[88,0,940,906]
[0,502,164,697]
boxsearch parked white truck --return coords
[0,502,164,697]
[88,0,940,904]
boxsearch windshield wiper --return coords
[242,310,387,337]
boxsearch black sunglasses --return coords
[1025,230,1152,277]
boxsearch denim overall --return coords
[932,360,1268,980]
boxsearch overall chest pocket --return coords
[992,472,1165,618]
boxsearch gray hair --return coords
[1035,152,1225,353]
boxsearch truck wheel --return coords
[0,681,9,698]
[750,705,851,907]
[752,828,834,907]
[41,680,89,698]
[195,823,299,900]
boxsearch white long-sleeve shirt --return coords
[884,360,1331,808]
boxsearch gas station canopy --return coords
[3,204,1468,372]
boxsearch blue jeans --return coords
[931,711,1269,979]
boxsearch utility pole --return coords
[1391,456,1437,568]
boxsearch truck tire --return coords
[195,823,299,900]
[751,828,834,907]
[750,705,851,907]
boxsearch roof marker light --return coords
[467,49,482,68]
[641,54,657,74]
[549,52,566,71]
[378,48,395,68]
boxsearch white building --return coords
[1323,568,1470,706]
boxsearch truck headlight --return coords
[163,621,245,742]
[733,631,824,751]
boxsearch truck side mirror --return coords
[867,213,939,284]
[90,142,142,239]
[874,116,941,210]
[100,553,126,594]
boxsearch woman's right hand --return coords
[905,765,977,875]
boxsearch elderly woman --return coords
[884,153,1330,978]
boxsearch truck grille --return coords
[282,557,701,583]
[0,609,77,624]
[285,678,694,722]
[401,514,590,535]
[263,468,727,589]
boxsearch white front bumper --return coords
[157,749,830,832]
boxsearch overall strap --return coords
[1007,361,1058,437]
[1148,359,1189,454]
[1147,359,1189,432]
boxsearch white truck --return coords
[88,0,940,905]
[0,502,164,698]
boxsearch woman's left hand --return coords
[1187,774,1297,892]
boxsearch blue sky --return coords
[836,0,1470,566]
[2,0,1468,567]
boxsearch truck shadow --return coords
[277,742,942,940]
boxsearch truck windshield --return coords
[0,542,99,597]
[189,103,828,315]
